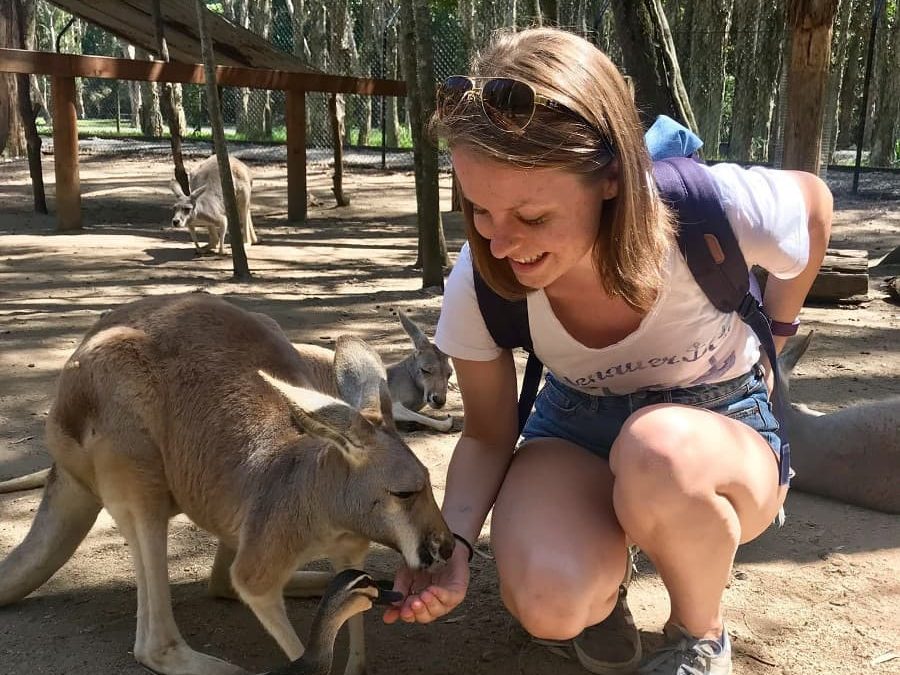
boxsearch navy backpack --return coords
[472,129,792,486]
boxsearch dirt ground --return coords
[0,153,898,675]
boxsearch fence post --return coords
[52,75,81,231]
[287,88,308,223]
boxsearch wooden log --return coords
[808,248,869,301]
[286,89,307,223]
[51,75,81,231]
[753,248,869,303]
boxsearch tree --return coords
[868,2,898,165]
[399,0,447,289]
[782,0,840,173]
[675,0,732,158]
[0,0,26,157]
[151,0,189,195]
[609,0,698,131]
[194,0,251,280]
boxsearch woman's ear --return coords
[597,158,620,200]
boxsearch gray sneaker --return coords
[638,624,732,675]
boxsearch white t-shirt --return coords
[435,163,809,395]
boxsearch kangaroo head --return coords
[170,179,208,228]
[398,313,453,409]
[259,335,454,571]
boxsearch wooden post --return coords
[51,75,81,231]
[287,88,307,223]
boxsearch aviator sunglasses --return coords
[437,75,597,134]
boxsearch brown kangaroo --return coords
[0,293,453,675]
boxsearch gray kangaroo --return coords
[387,313,455,432]
[171,155,257,255]
[0,293,453,675]
[778,332,899,514]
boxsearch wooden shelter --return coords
[0,2,406,230]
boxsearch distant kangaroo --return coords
[0,293,453,675]
[387,313,455,432]
[170,155,257,255]
[778,332,899,514]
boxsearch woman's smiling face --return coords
[452,146,617,291]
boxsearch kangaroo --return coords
[171,155,257,255]
[779,331,899,514]
[0,314,456,494]
[0,293,453,675]
[387,313,455,433]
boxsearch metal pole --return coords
[382,4,401,170]
[853,0,886,193]
[381,18,387,170]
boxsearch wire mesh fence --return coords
[25,0,900,171]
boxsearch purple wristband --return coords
[769,317,800,337]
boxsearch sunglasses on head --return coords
[437,75,596,134]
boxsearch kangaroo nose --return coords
[428,394,446,409]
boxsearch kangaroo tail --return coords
[0,468,50,494]
[0,465,101,605]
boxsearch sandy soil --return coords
[0,154,898,675]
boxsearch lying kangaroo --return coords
[387,313,455,432]
[0,293,453,675]
[171,154,257,255]
[778,332,899,514]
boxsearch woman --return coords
[384,27,832,675]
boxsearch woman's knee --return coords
[497,555,622,640]
[610,404,699,491]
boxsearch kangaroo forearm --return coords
[441,435,515,542]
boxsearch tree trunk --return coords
[681,0,732,159]
[869,8,899,166]
[609,0,697,130]
[245,0,273,140]
[194,0,251,280]
[15,0,46,211]
[822,0,856,161]
[782,0,840,173]
[151,0,189,195]
[329,94,348,205]
[728,0,764,161]
[399,0,447,284]
[835,0,868,148]
[0,0,27,157]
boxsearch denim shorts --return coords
[521,363,786,483]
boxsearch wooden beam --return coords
[51,76,81,231]
[286,89,307,223]
[0,48,406,96]
[48,0,318,72]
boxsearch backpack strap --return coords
[654,157,791,484]
[473,270,542,433]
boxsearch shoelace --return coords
[638,635,723,675]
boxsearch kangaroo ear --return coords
[170,179,187,197]
[189,183,209,202]
[777,330,815,376]
[259,370,372,465]
[398,312,431,351]
[333,336,393,428]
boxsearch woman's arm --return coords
[442,351,521,543]
[383,350,520,625]
[762,170,833,353]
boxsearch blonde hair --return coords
[432,28,674,311]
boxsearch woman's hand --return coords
[383,545,470,624]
